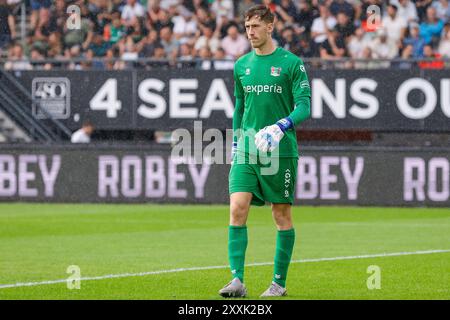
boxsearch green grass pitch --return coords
[0,203,449,300]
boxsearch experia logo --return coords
[243,84,283,95]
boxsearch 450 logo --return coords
[32,77,71,119]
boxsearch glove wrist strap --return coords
[276,117,294,133]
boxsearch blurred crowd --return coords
[0,0,449,70]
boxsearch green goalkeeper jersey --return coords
[233,47,311,158]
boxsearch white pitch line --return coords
[1,249,449,290]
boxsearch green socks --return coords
[228,226,295,287]
[273,228,296,287]
[228,225,248,282]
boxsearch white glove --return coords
[254,124,285,152]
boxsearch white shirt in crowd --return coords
[382,14,407,43]
[121,2,145,22]
[172,15,198,42]
[71,129,91,143]
[311,16,337,43]
[194,36,221,53]
[221,34,249,59]
[390,0,418,22]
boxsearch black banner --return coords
[1,145,449,207]
[12,69,450,132]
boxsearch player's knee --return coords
[272,208,293,229]
[230,200,250,225]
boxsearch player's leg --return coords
[229,191,252,280]
[271,203,295,285]
[257,157,297,296]
[219,192,252,298]
[220,156,265,298]
[260,203,295,297]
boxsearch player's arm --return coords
[232,65,245,158]
[255,59,311,152]
[279,59,311,129]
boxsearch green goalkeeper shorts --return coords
[229,153,298,206]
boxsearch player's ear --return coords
[266,22,274,34]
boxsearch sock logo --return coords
[231,269,237,274]
[275,274,281,279]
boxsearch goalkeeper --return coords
[219,5,311,298]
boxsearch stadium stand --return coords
[0,0,448,70]
[0,0,449,146]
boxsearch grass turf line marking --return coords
[0,249,449,289]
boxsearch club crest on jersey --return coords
[270,66,281,77]
[245,68,251,75]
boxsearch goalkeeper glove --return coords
[254,117,294,152]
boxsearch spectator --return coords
[30,0,51,38]
[403,22,426,57]
[360,0,384,34]
[104,13,127,45]
[382,4,407,45]
[153,9,174,32]
[419,44,444,68]
[120,35,139,61]
[159,26,179,60]
[89,33,111,57]
[391,0,419,23]
[0,0,15,51]
[221,25,249,59]
[216,15,237,39]
[334,11,356,40]
[63,5,94,51]
[213,47,235,70]
[71,122,95,143]
[297,34,315,58]
[348,27,371,58]
[195,7,216,31]
[178,42,194,61]
[329,0,355,20]
[311,4,337,52]
[237,0,257,22]
[438,28,450,57]
[397,43,415,69]
[121,0,146,27]
[138,29,160,57]
[354,46,378,69]
[4,43,33,70]
[416,0,434,21]
[432,0,450,21]
[280,27,302,55]
[47,32,63,58]
[369,28,399,60]
[262,0,277,13]
[295,0,315,33]
[211,0,234,25]
[275,0,298,25]
[319,27,348,59]
[147,0,163,27]
[104,46,123,70]
[197,46,213,70]
[172,9,197,44]
[194,24,221,54]
[66,45,83,70]
[30,47,52,70]
[419,6,445,45]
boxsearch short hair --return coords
[82,121,94,128]
[244,5,274,24]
